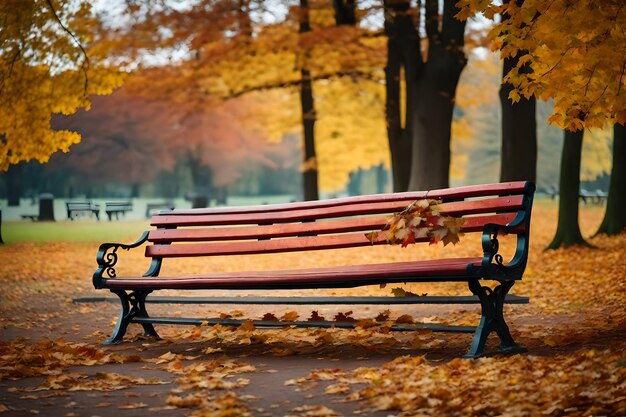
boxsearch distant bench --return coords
[93,181,535,358]
[67,201,100,220]
[105,201,133,221]
[145,201,175,218]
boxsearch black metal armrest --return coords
[480,223,527,280]
[93,231,149,288]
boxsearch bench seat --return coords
[101,257,483,290]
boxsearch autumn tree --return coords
[498,0,536,183]
[408,0,467,191]
[49,90,178,188]
[596,124,626,235]
[459,0,625,247]
[546,129,591,249]
[383,0,468,191]
[0,0,123,171]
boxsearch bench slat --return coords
[106,257,483,289]
[147,212,520,243]
[130,316,477,333]
[150,195,525,227]
[74,294,530,305]
[162,181,528,216]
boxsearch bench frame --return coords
[67,201,100,220]
[105,201,133,221]
[93,182,535,358]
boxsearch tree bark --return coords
[500,57,537,183]
[546,130,590,249]
[408,0,467,191]
[299,0,319,201]
[499,0,537,183]
[5,163,22,206]
[0,210,4,244]
[333,0,356,25]
[188,153,213,208]
[384,0,420,191]
[596,123,626,235]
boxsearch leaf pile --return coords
[290,349,626,416]
[0,338,140,379]
[366,199,465,247]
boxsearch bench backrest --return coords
[106,202,133,209]
[67,201,99,210]
[142,182,534,275]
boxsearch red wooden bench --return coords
[93,181,535,358]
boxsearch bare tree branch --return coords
[45,0,90,97]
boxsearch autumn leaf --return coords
[262,313,280,322]
[395,314,415,324]
[308,311,326,322]
[375,310,391,322]
[334,311,356,323]
[281,311,300,322]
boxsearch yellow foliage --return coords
[458,0,626,130]
[0,0,124,170]
[581,126,613,181]
[315,78,389,191]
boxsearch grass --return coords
[1,220,150,244]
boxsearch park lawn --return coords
[0,200,624,416]
[2,219,150,243]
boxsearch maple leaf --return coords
[261,313,279,322]
[308,311,326,322]
[334,311,356,323]
[395,314,414,324]
[375,310,391,322]
[281,311,299,322]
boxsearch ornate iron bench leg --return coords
[463,279,527,358]
[104,290,159,344]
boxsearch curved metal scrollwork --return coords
[104,248,119,278]
[480,224,511,278]
[494,254,505,269]
[93,231,149,288]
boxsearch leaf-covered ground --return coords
[0,201,624,416]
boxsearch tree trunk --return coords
[0,210,4,244]
[500,57,537,183]
[408,0,466,191]
[596,123,626,235]
[376,163,387,193]
[333,0,356,25]
[188,154,213,208]
[384,0,420,191]
[546,130,590,249]
[499,0,537,183]
[5,163,22,206]
[299,0,319,201]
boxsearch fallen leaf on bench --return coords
[281,311,299,322]
[219,313,233,319]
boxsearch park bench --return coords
[67,201,100,220]
[93,181,535,358]
[145,200,175,218]
[105,201,133,221]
